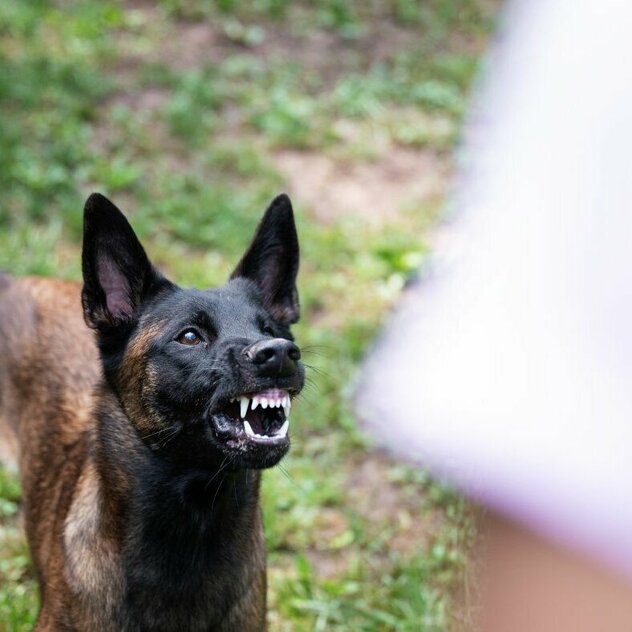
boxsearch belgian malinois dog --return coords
[0,192,304,631]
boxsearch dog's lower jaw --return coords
[60,397,268,632]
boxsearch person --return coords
[355,0,632,628]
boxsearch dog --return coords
[0,192,304,631]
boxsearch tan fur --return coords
[63,459,124,629]
[116,322,162,435]
[0,274,268,631]
[0,275,102,628]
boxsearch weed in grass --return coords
[165,69,222,143]
[0,526,38,632]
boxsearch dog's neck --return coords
[88,389,265,628]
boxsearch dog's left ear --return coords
[231,194,300,325]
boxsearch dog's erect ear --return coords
[231,194,300,325]
[82,193,166,332]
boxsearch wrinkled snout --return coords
[243,338,301,378]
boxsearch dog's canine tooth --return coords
[243,420,255,437]
[275,419,289,438]
[283,398,291,419]
[240,397,249,418]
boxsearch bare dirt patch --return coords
[116,4,421,80]
[346,450,443,555]
[296,450,445,584]
[275,147,451,225]
[108,87,171,114]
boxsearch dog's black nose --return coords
[244,339,300,377]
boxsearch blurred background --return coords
[0,1,499,629]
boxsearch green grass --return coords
[0,0,497,629]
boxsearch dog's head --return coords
[81,193,304,470]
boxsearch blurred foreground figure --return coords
[356,0,632,629]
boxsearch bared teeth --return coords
[234,393,289,411]
[243,418,289,441]
[233,389,292,441]
[234,390,291,423]
[240,397,249,418]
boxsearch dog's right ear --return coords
[81,193,166,332]
[230,194,300,325]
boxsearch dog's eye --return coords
[177,329,202,346]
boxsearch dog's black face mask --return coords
[81,193,304,470]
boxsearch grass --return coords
[0,0,497,629]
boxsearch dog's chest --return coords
[64,467,266,631]
[120,525,266,632]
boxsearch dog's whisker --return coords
[233,477,240,509]
[209,476,226,516]
[302,363,331,379]
[297,381,321,396]
[300,347,333,359]
[142,426,176,441]
[205,455,231,493]
[293,393,318,407]
[276,463,298,488]
[301,344,333,352]
[157,427,181,449]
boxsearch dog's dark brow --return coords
[189,309,214,330]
